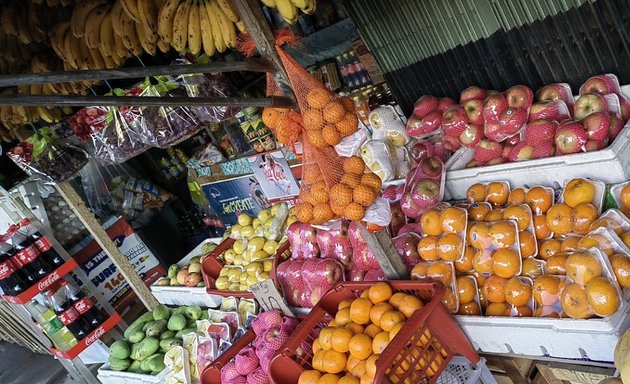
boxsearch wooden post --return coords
[55,182,159,310]
[356,223,409,280]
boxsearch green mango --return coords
[160,331,176,340]
[127,331,145,344]
[108,356,131,371]
[109,340,130,360]
[145,320,167,338]
[167,264,179,279]
[127,360,143,373]
[124,312,154,339]
[167,313,186,331]
[185,306,202,321]
[159,338,182,352]
[174,327,197,339]
[131,337,159,361]
[152,304,171,321]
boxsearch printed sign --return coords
[248,150,300,204]
[201,174,269,227]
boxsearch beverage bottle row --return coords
[336,51,372,91]
[0,220,65,296]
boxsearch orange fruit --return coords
[321,349,347,374]
[560,236,581,253]
[563,178,596,208]
[621,232,630,249]
[472,249,494,275]
[539,239,561,260]
[299,370,322,384]
[353,185,377,208]
[344,203,365,222]
[468,222,491,249]
[313,350,326,371]
[585,277,620,317]
[361,173,382,191]
[399,294,424,318]
[455,246,474,273]
[343,156,366,175]
[346,355,362,374]
[368,282,393,304]
[348,334,373,360]
[485,210,504,222]
[339,299,353,310]
[324,102,347,124]
[303,109,325,130]
[319,327,336,351]
[533,214,552,239]
[493,248,521,278]
[420,209,442,236]
[578,234,613,256]
[509,306,533,317]
[339,96,355,113]
[262,108,280,129]
[482,275,508,303]
[313,339,322,354]
[436,233,463,261]
[521,257,544,278]
[486,182,510,206]
[426,262,453,286]
[546,203,573,235]
[330,202,347,217]
[571,203,599,235]
[466,183,487,202]
[534,306,561,318]
[486,302,509,316]
[546,253,569,275]
[468,203,492,221]
[340,173,361,188]
[322,124,342,146]
[410,263,428,279]
[308,129,328,148]
[370,302,394,326]
[388,292,406,309]
[372,332,390,354]
[379,311,405,332]
[331,327,354,353]
[417,236,439,261]
[312,181,330,203]
[330,183,353,207]
[502,205,531,231]
[518,230,536,258]
[526,186,553,214]
[318,373,341,384]
[313,203,334,224]
[458,301,482,315]
[360,291,370,299]
[345,323,364,335]
[560,282,592,319]
[442,287,458,313]
[364,324,382,338]
[360,372,374,384]
[365,354,379,378]
[440,207,467,233]
[504,277,532,307]
[508,188,527,205]
[388,323,404,341]
[489,221,517,249]
[338,376,359,384]
[294,202,314,223]
[349,298,373,325]
[307,88,332,109]
[610,254,630,289]
[565,251,603,285]
[336,113,359,136]
[351,360,366,378]
[457,276,477,304]
[335,308,351,326]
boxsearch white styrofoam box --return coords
[97,365,168,384]
[455,303,629,362]
[444,119,630,200]
[437,357,496,384]
[151,238,224,308]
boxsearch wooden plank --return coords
[55,182,159,310]
[536,364,570,384]
[0,59,275,87]
[356,223,408,279]
[0,95,296,108]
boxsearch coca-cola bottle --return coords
[0,238,30,295]
[62,280,105,331]
[19,219,64,269]
[46,285,89,340]
[8,230,52,283]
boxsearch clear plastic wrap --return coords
[528,100,571,122]
[360,139,396,182]
[418,205,467,263]
[316,222,353,268]
[287,222,320,260]
[393,232,421,271]
[368,105,410,147]
[406,95,443,138]
[504,276,535,317]
[467,219,522,278]
[411,260,459,313]
[409,134,450,163]
[400,156,446,219]
[535,83,575,113]
[456,275,482,316]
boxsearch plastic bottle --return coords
[62,280,106,331]
[8,228,52,283]
[46,286,89,340]
[0,238,30,295]
[25,299,75,351]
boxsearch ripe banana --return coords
[111,0,125,37]
[120,0,142,23]
[157,37,171,53]
[63,28,79,69]
[27,2,46,43]
[187,1,202,55]
[259,0,276,8]
[85,4,110,49]
[302,0,316,14]
[1,3,18,36]
[171,0,191,52]
[89,46,106,69]
[136,21,157,55]
[216,0,239,23]
[198,0,215,57]
[157,0,181,43]
[120,9,143,55]
[213,0,236,49]
[276,0,297,24]
[37,106,57,123]
[71,0,106,37]
[289,0,307,9]
[137,0,159,38]
[98,12,116,59]
[205,0,225,53]
[50,21,71,60]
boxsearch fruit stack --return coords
[258,0,317,24]
[156,242,218,288]
[405,96,454,138]
[399,156,445,220]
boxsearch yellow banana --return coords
[85,4,110,49]
[111,0,125,37]
[120,0,142,23]
[289,0,306,9]
[157,0,181,43]
[205,0,225,53]
[121,10,143,55]
[157,37,170,53]
[302,0,315,14]
[171,0,191,52]
[29,83,43,95]
[37,107,55,123]
[259,0,276,8]
[276,0,297,24]
[216,0,239,22]
[214,1,235,49]
[187,1,201,55]
[198,0,215,57]
[98,12,116,59]
[1,3,19,36]
[63,28,79,69]
[136,21,157,55]
[50,21,71,60]
[137,0,159,39]
[71,0,106,37]
[235,20,246,33]
[100,49,117,68]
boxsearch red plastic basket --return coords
[200,329,256,384]
[201,239,290,299]
[269,281,479,384]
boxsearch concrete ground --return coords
[0,341,74,384]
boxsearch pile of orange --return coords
[418,206,467,262]
[619,183,630,217]
[410,261,459,313]
[304,88,359,149]
[298,282,433,384]
[262,108,304,146]
[481,275,534,317]
[545,178,599,236]
[293,157,382,224]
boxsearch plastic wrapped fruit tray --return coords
[269,281,479,384]
[200,329,256,383]
[201,239,290,299]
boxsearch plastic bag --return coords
[360,140,395,182]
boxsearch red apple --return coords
[499,107,528,137]
[459,123,484,148]
[460,86,487,103]
[507,142,534,161]
[413,95,439,118]
[502,144,514,159]
[389,202,406,235]
[419,111,443,135]
[585,139,609,152]
[419,156,444,179]
[536,84,570,102]
[442,135,462,152]
[410,142,434,162]
[506,135,521,146]
[484,121,502,142]
[529,100,570,121]
[405,116,423,138]
[610,114,625,140]
[532,141,556,159]
[463,99,484,125]
[442,105,468,136]
[574,93,607,120]
[506,85,534,109]
[401,192,422,219]
[555,121,588,154]
[437,97,456,112]
[473,139,503,163]
[524,119,558,145]
[411,179,441,208]
[582,111,610,141]
[618,95,630,121]
[580,75,617,94]
[483,93,509,122]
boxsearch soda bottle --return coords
[0,237,30,295]
[29,230,64,269]
[46,286,89,340]
[62,280,106,331]
[25,299,75,351]
[8,227,53,283]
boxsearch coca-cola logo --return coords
[74,298,92,314]
[0,261,13,279]
[37,271,59,291]
[85,326,105,346]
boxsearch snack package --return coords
[182,333,199,381]
[196,336,217,374]
[411,260,459,313]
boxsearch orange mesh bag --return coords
[261,72,302,146]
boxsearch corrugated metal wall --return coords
[345,0,630,113]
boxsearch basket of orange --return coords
[269,281,479,384]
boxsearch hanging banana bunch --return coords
[260,0,316,24]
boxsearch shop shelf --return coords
[437,357,496,384]
[270,281,479,384]
[2,258,79,305]
[50,312,122,360]
[151,238,223,307]
[200,329,256,384]
[444,119,630,200]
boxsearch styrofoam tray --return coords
[151,238,224,308]
[455,302,630,361]
[97,365,168,384]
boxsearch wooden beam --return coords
[55,182,159,310]
[356,223,409,279]
[0,95,296,108]
[0,59,275,87]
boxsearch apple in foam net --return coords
[411,179,441,209]
[582,111,610,141]
[574,93,607,120]
[524,119,558,145]
[460,86,487,103]
[507,142,534,161]
[555,120,589,154]
[483,93,509,122]
[610,114,625,140]
[442,105,468,136]
[410,141,434,162]
[459,123,484,148]
[437,97,456,112]
[473,139,503,163]
[484,121,502,142]
[581,75,616,94]
[506,85,534,109]
[536,83,570,102]
[463,98,484,125]
[529,100,570,121]
[618,95,630,121]
[420,110,443,134]
[413,95,439,118]
[499,107,528,137]
[419,156,443,179]
[442,134,462,152]
[466,160,483,168]
[532,141,556,159]
[585,139,609,152]
[505,134,521,146]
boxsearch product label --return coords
[16,246,41,266]
[37,271,59,291]
[73,297,93,315]
[85,326,105,346]
[0,260,15,279]
[58,307,80,326]
[34,237,53,252]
